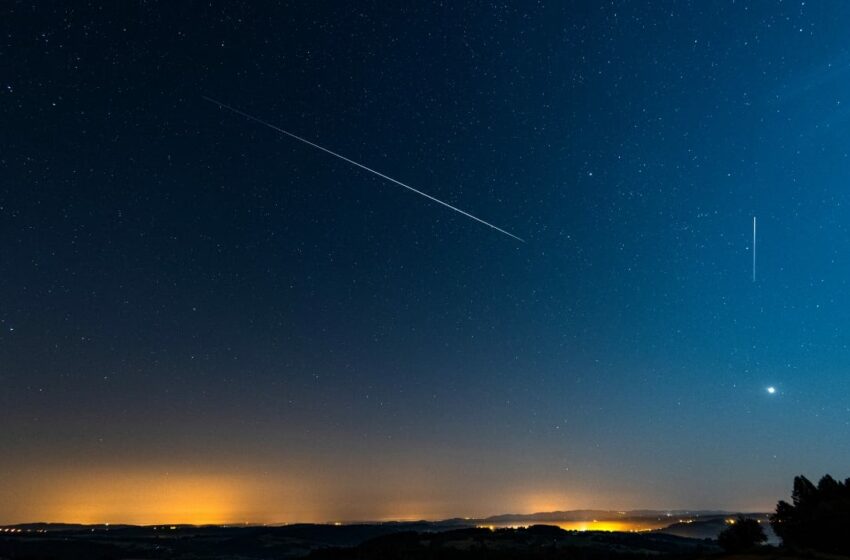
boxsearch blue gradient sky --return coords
[1,1,849,523]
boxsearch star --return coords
[766,386,777,395]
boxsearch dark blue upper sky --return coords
[2,1,849,523]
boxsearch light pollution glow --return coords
[2,469,255,525]
[0,465,772,526]
[482,520,670,532]
[0,475,575,526]
[0,463,563,525]
[0,467,341,525]
[0,469,681,532]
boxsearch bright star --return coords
[766,386,776,395]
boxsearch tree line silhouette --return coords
[718,474,850,555]
[770,474,850,555]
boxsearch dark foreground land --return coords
[0,521,844,560]
[0,523,713,560]
[0,522,775,560]
[309,525,720,560]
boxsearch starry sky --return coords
[2,1,850,525]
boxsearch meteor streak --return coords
[203,96,525,243]
[753,216,757,283]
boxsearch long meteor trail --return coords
[203,96,525,243]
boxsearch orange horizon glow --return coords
[0,466,479,525]
[480,520,668,532]
[0,466,326,526]
[11,471,250,526]
[0,466,772,526]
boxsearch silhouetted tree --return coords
[770,474,850,555]
[716,517,766,552]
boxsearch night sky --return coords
[3,1,850,525]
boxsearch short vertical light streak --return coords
[752,216,757,283]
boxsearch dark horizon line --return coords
[0,508,774,529]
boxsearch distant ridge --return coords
[477,509,737,524]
